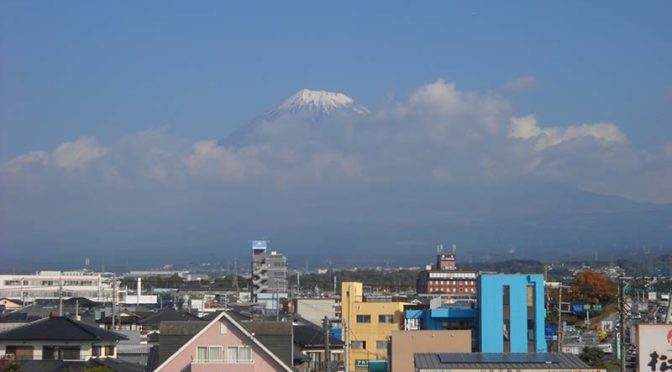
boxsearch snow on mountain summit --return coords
[271,89,369,116]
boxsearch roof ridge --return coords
[66,317,102,340]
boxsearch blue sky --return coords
[2,1,671,159]
[2,1,672,267]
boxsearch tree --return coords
[85,367,114,372]
[569,271,617,305]
[579,346,606,368]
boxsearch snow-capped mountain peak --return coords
[272,89,369,116]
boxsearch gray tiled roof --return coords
[414,352,592,371]
[0,316,127,342]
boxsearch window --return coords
[356,314,371,323]
[378,314,394,323]
[104,345,115,356]
[376,340,388,349]
[92,346,102,357]
[43,346,81,360]
[351,341,366,349]
[227,346,252,363]
[220,322,228,334]
[196,346,224,363]
[5,346,34,360]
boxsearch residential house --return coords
[153,311,293,371]
[0,313,127,361]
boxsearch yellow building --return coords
[341,282,408,371]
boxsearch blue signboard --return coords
[252,240,268,250]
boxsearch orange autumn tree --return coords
[569,271,617,305]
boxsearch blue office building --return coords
[479,274,546,353]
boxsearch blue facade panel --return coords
[478,274,546,353]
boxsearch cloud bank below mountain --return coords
[2,79,671,265]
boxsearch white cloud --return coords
[502,76,539,94]
[2,137,106,173]
[508,115,627,150]
[408,79,465,115]
[3,80,669,202]
[2,151,49,172]
[183,140,264,180]
[51,137,107,170]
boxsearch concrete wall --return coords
[296,298,336,326]
[478,274,546,353]
[390,330,471,372]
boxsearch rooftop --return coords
[0,315,127,342]
[414,352,592,370]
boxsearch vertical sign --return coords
[638,324,672,372]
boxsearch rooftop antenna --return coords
[452,243,457,254]
[436,244,443,253]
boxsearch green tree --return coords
[84,367,114,372]
[579,346,606,368]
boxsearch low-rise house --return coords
[153,311,293,371]
[0,313,127,361]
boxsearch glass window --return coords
[227,346,251,363]
[197,346,223,362]
[378,314,394,323]
[351,341,366,349]
[197,346,208,362]
[239,346,251,362]
[376,340,387,349]
[356,314,371,323]
[92,346,101,357]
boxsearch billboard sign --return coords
[252,240,268,250]
[638,324,672,372]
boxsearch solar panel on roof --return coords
[437,353,561,365]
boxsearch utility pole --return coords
[111,275,117,330]
[557,285,563,352]
[323,316,331,372]
[665,291,672,324]
[618,277,629,372]
[344,322,350,372]
[58,272,63,316]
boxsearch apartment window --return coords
[378,314,394,323]
[356,314,371,323]
[351,341,366,349]
[196,346,224,363]
[227,346,252,363]
[503,285,511,353]
[376,340,388,349]
[527,285,536,352]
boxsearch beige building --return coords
[389,330,471,371]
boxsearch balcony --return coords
[191,360,254,372]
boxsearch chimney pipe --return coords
[137,278,142,306]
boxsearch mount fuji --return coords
[220,89,369,146]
